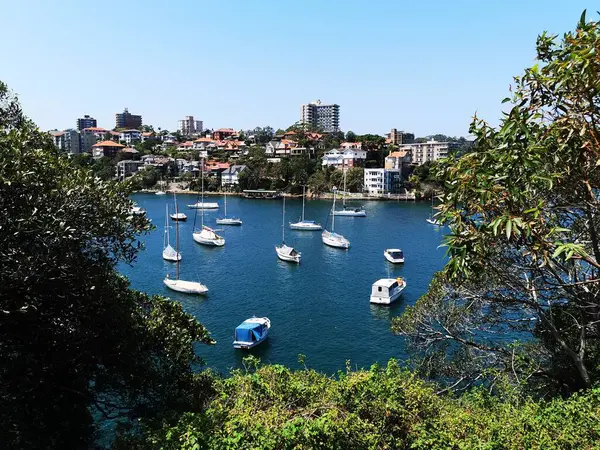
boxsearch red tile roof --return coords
[92,140,126,148]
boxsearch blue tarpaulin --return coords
[235,322,263,342]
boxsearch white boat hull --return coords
[162,248,181,262]
[332,209,366,217]
[322,231,350,249]
[216,218,242,226]
[370,280,406,305]
[163,278,208,295]
[193,228,225,246]
[233,317,271,349]
[170,213,187,221]
[275,245,301,263]
[426,218,440,225]
[155,191,166,195]
[289,221,322,230]
[188,202,219,209]
[384,250,404,264]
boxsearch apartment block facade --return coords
[76,115,97,131]
[364,168,402,195]
[398,140,449,165]
[115,108,142,129]
[300,100,340,132]
[385,128,414,145]
[50,129,81,155]
[177,116,203,135]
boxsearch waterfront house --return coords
[321,148,367,169]
[92,140,125,158]
[364,168,402,195]
[221,164,246,187]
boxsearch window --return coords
[378,286,382,292]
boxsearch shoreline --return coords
[134,189,423,201]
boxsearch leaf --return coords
[506,219,512,240]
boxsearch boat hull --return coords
[170,214,187,221]
[384,251,404,264]
[193,234,225,246]
[322,231,350,249]
[163,278,208,295]
[426,218,440,225]
[162,250,181,262]
[370,282,406,305]
[289,221,322,230]
[216,218,242,226]
[275,246,301,263]
[233,317,271,349]
[188,203,219,209]
[332,209,367,217]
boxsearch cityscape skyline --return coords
[1,0,596,137]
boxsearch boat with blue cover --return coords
[233,317,271,349]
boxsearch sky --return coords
[0,0,596,137]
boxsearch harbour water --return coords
[121,193,447,375]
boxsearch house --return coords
[321,149,367,169]
[221,164,246,187]
[212,128,237,140]
[119,129,141,146]
[340,142,363,150]
[141,132,154,142]
[177,141,194,151]
[384,151,411,170]
[116,160,145,179]
[81,127,110,153]
[192,137,216,149]
[92,140,125,158]
[265,140,313,158]
[364,168,403,195]
[120,147,140,160]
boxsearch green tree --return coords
[91,156,116,180]
[0,81,214,448]
[345,167,364,192]
[345,130,357,142]
[393,13,600,394]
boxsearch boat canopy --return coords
[235,322,263,342]
[279,245,298,256]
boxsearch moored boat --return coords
[290,185,322,230]
[163,277,208,295]
[370,278,406,305]
[233,317,271,349]
[322,187,350,249]
[188,201,219,209]
[170,212,187,221]
[193,225,225,246]
[384,248,404,264]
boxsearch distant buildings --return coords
[116,160,144,179]
[385,128,414,145]
[50,129,81,155]
[221,165,246,187]
[385,151,411,170]
[398,140,449,165]
[81,127,109,154]
[364,168,402,195]
[115,108,142,129]
[177,116,203,135]
[92,140,125,158]
[321,148,367,169]
[300,100,340,132]
[119,129,141,146]
[212,128,237,140]
[77,115,97,131]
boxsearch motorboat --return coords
[170,212,187,221]
[193,225,225,246]
[233,317,271,349]
[188,201,219,209]
[290,185,322,230]
[163,204,181,262]
[370,278,407,305]
[216,190,242,225]
[163,201,208,295]
[155,191,166,196]
[384,248,404,264]
[275,244,301,263]
[163,277,208,295]
[322,187,350,249]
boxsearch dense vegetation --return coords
[2,12,600,450]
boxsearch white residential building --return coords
[119,129,142,146]
[116,160,145,179]
[177,116,203,135]
[221,165,246,187]
[385,151,411,170]
[321,148,367,169]
[300,100,340,132]
[398,140,449,165]
[81,127,109,153]
[364,168,402,195]
[50,129,81,155]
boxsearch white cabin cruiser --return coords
[384,248,404,264]
[188,201,219,209]
[370,278,407,305]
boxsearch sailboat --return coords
[276,196,301,263]
[290,185,322,231]
[193,158,225,246]
[162,204,181,262]
[216,189,242,225]
[332,161,366,217]
[169,193,187,221]
[426,192,440,225]
[163,202,208,295]
[322,187,350,249]
[155,177,166,195]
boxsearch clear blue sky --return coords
[0,0,596,137]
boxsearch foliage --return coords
[119,359,600,449]
[345,130,357,142]
[91,156,116,180]
[0,81,214,448]
[393,13,600,394]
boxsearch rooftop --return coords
[92,140,125,148]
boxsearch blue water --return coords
[121,193,447,375]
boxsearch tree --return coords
[91,156,116,180]
[393,13,600,394]
[0,81,214,448]
[345,167,364,192]
[345,130,357,142]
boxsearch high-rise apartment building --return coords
[76,115,97,131]
[115,108,142,129]
[300,100,340,132]
[177,116,203,135]
[385,128,414,145]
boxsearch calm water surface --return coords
[121,193,447,374]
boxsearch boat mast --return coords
[201,157,205,228]
[332,188,336,233]
[301,185,305,222]
[164,203,169,249]
[224,188,227,217]
[175,200,180,280]
[282,195,286,244]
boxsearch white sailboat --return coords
[162,204,181,262]
[322,187,350,249]
[193,159,225,246]
[426,192,440,225]
[290,185,322,231]
[333,161,366,217]
[216,189,242,226]
[169,193,187,221]
[163,202,208,295]
[276,196,301,263]
[155,177,167,195]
